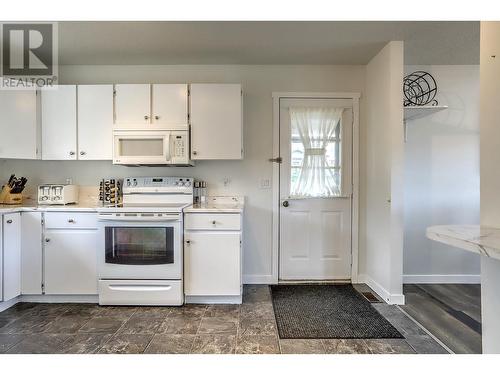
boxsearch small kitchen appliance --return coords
[37,184,79,205]
[97,176,193,306]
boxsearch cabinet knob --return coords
[212,220,216,225]
[154,115,160,120]
[80,151,86,156]
[45,238,50,242]
[282,200,289,208]
[68,219,76,223]
[185,240,191,244]
[192,151,198,156]
[6,219,12,224]
[69,151,75,156]
[144,115,150,120]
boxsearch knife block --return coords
[0,185,23,205]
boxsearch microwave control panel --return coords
[170,131,189,163]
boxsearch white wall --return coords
[403,65,481,284]
[361,42,405,304]
[0,64,365,283]
[479,21,500,354]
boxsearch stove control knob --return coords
[126,180,131,187]
[133,180,137,186]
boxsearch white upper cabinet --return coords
[77,85,113,160]
[190,84,243,160]
[41,85,77,160]
[0,88,40,159]
[152,84,188,127]
[114,84,151,126]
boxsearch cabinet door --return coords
[0,88,40,159]
[41,85,77,160]
[190,84,243,160]
[152,84,188,126]
[3,213,21,301]
[114,84,151,126]
[77,85,113,160]
[184,231,241,296]
[21,212,43,295]
[44,230,97,295]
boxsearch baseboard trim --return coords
[185,295,242,304]
[0,297,20,313]
[20,295,99,303]
[243,275,275,284]
[357,274,405,305]
[403,274,481,284]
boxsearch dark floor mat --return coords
[270,284,404,339]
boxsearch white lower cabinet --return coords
[3,213,22,301]
[21,212,43,295]
[184,213,242,299]
[44,213,98,295]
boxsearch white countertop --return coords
[0,200,102,213]
[427,225,500,262]
[184,196,244,213]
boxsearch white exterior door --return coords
[77,85,114,160]
[3,213,21,300]
[190,84,243,160]
[0,88,40,159]
[41,85,77,160]
[152,84,188,127]
[114,84,151,126]
[279,98,353,280]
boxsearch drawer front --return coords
[184,213,241,231]
[44,212,98,229]
[99,279,183,306]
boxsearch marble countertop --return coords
[427,225,500,261]
[184,196,244,213]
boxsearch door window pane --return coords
[289,107,343,198]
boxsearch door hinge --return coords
[269,157,282,164]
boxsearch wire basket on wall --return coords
[403,71,438,107]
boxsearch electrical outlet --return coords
[260,179,271,189]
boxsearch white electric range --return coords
[97,176,193,306]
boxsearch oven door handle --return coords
[108,284,173,292]
[98,215,180,222]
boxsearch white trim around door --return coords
[271,92,361,284]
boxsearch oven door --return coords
[98,214,182,280]
[113,130,172,165]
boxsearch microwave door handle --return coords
[165,133,172,162]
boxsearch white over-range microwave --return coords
[113,130,192,165]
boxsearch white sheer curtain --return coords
[289,107,344,198]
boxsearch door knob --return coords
[282,200,289,207]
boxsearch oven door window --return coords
[105,227,174,265]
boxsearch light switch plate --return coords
[260,179,271,189]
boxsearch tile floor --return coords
[0,285,448,354]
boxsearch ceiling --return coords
[58,21,480,65]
